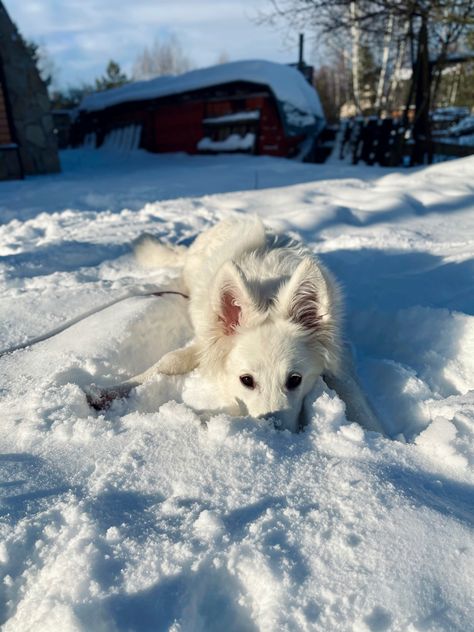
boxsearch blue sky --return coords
[5,0,306,89]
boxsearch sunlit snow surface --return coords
[0,149,473,631]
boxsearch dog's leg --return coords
[323,344,384,434]
[86,343,200,410]
[150,342,200,376]
[85,381,138,410]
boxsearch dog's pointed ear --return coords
[276,256,342,374]
[276,257,333,331]
[212,261,253,335]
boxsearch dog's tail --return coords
[134,234,186,268]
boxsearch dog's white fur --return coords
[132,216,344,432]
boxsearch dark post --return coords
[411,14,432,165]
[298,33,304,70]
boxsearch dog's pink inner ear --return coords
[289,280,321,330]
[219,290,242,335]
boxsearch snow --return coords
[101,125,142,152]
[431,107,471,124]
[203,111,261,124]
[457,134,474,146]
[1,148,474,631]
[434,112,474,147]
[441,115,474,144]
[79,60,324,125]
[197,133,256,152]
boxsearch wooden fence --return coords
[339,117,473,167]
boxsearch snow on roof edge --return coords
[80,60,324,123]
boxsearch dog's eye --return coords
[239,374,255,389]
[286,373,302,390]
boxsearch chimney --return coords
[298,33,304,69]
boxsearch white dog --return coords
[128,216,346,432]
[90,216,382,433]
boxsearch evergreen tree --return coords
[49,84,95,110]
[16,33,56,89]
[95,60,128,91]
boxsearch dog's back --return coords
[182,216,266,291]
[134,216,267,293]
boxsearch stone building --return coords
[0,1,60,180]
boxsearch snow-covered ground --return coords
[1,149,473,631]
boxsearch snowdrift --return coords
[0,150,473,631]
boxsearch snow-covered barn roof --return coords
[80,60,325,132]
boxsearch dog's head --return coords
[159,255,342,432]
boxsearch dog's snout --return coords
[254,396,301,428]
[252,399,289,421]
[257,406,301,432]
[235,390,302,432]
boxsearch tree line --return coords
[46,35,226,110]
[262,0,473,163]
[17,4,474,163]
[264,0,473,114]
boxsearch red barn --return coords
[73,60,325,160]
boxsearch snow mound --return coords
[0,151,473,631]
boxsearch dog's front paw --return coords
[85,382,136,411]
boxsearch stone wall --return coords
[0,2,60,177]
[0,147,22,179]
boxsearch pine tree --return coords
[95,60,128,91]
